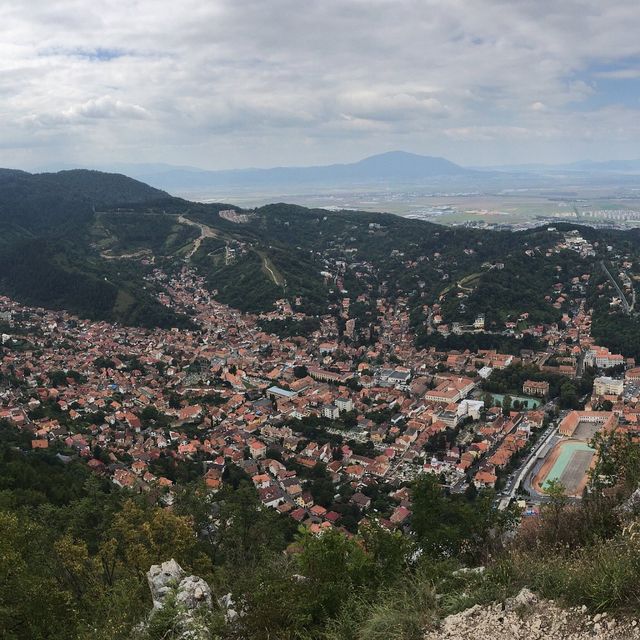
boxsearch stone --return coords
[423,587,640,640]
[148,559,186,610]
[505,587,538,612]
[145,559,213,640]
[175,574,213,611]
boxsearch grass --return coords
[320,520,640,640]
[113,289,136,317]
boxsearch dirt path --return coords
[178,215,219,259]
[262,257,280,285]
[100,249,150,260]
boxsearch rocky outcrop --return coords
[145,559,213,639]
[424,588,640,640]
[618,487,640,515]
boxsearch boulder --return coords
[145,559,213,639]
[148,559,186,610]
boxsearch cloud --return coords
[443,126,537,142]
[66,96,149,120]
[337,90,450,122]
[2,0,640,167]
[23,96,149,127]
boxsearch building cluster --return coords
[0,242,638,532]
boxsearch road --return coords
[100,249,150,260]
[497,421,558,511]
[262,258,281,285]
[178,215,219,259]
[601,261,633,314]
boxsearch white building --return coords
[593,376,624,397]
[336,397,354,412]
[322,404,340,420]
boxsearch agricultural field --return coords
[181,183,640,229]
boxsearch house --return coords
[584,347,624,369]
[390,505,411,525]
[425,376,475,403]
[523,380,549,397]
[178,404,204,424]
[249,440,267,459]
[350,492,371,509]
[336,397,353,412]
[267,386,297,400]
[474,469,497,488]
[593,376,623,397]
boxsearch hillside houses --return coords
[3,254,638,535]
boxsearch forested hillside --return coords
[0,169,187,328]
[0,169,639,358]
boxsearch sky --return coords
[3,0,640,170]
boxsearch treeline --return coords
[415,329,542,355]
[482,363,594,408]
[590,278,640,360]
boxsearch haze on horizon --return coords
[4,0,640,172]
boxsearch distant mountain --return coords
[104,151,477,191]
[562,159,640,173]
[481,158,640,175]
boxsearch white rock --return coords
[145,559,213,640]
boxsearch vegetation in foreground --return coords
[3,420,640,640]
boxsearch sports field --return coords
[533,440,595,497]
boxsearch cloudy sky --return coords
[3,0,640,170]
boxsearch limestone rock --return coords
[424,588,640,640]
[174,574,213,611]
[145,559,213,640]
[618,488,640,515]
[505,587,538,611]
[148,559,186,610]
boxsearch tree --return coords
[109,499,198,578]
[296,528,373,623]
[293,365,309,379]
[502,395,512,416]
[542,478,567,544]
[559,381,578,409]
[411,474,508,562]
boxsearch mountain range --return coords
[35,150,640,195]
[110,150,477,191]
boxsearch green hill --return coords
[0,168,639,359]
